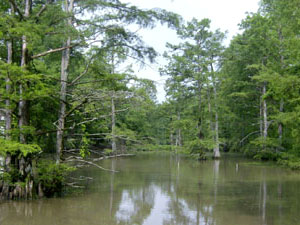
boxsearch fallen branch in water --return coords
[70,176,93,181]
[92,154,136,162]
[66,182,85,189]
[66,156,119,172]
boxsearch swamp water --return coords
[1,153,300,225]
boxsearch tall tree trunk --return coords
[278,99,283,147]
[207,88,213,131]
[56,0,74,163]
[211,64,220,158]
[278,28,284,149]
[5,40,13,139]
[5,3,14,140]
[262,83,268,140]
[175,112,182,148]
[260,95,263,137]
[19,0,31,144]
[111,94,117,152]
[197,80,203,139]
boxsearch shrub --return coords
[36,160,75,197]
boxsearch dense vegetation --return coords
[1,0,300,199]
[159,0,300,167]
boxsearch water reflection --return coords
[1,153,300,225]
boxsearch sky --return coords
[122,0,261,102]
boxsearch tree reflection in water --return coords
[1,153,300,225]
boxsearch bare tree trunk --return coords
[197,80,203,139]
[111,94,117,152]
[19,0,31,144]
[260,95,263,137]
[207,88,213,132]
[278,29,284,149]
[56,0,74,163]
[5,4,14,140]
[175,112,182,148]
[5,38,13,140]
[211,64,220,158]
[214,106,220,158]
[278,99,283,146]
[262,83,268,140]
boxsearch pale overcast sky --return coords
[122,0,261,102]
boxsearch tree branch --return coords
[64,98,88,119]
[239,131,260,145]
[31,45,74,59]
[8,0,24,19]
[69,59,94,86]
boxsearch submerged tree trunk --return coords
[111,94,117,152]
[56,0,74,163]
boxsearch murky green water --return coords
[1,153,300,225]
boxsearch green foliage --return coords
[0,139,41,157]
[104,148,113,155]
[186,140,207,160]
[36,160,75,197]
[253,150,281,161]
[249,137,280,152]
[187,139,211,154]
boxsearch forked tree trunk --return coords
[56,0,74,163]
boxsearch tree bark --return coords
[56,0,74,163]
